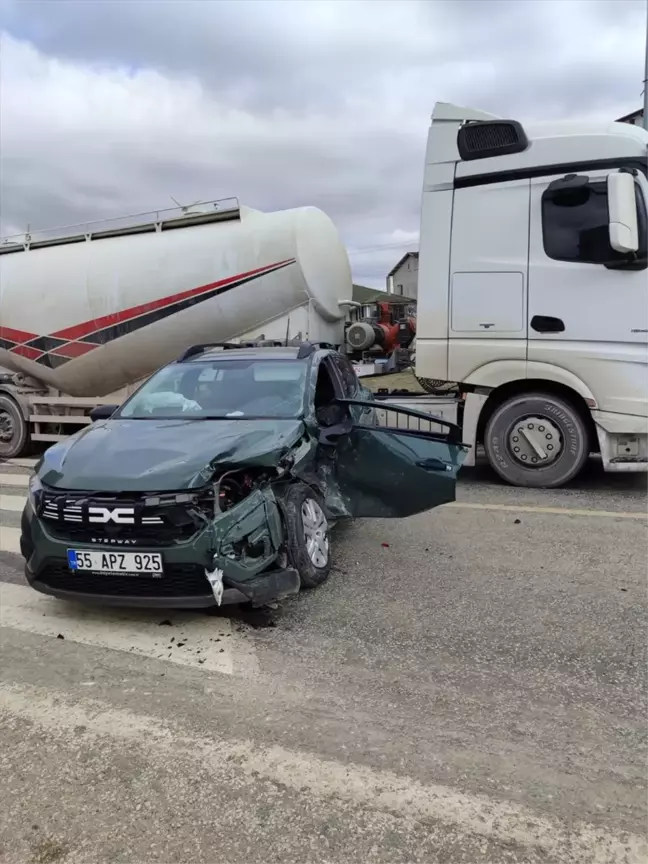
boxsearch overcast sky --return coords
[0,0,645,287]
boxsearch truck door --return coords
[448,178,530,383]
[527,168,648,416]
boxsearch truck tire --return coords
[484,392,589,488]
[0,394,30,459]
[281,483,331,589]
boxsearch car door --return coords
[330,398,468,518]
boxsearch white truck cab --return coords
[414,102,648,487]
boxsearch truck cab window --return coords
[542,177,647,266]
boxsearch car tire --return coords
[281,483,331,589]
[0,394,30,459]
[484,392,589,488]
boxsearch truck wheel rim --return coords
[301,499,329,568]
[507,416,562,467]
[0,409,14,444]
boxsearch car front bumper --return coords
[23,568,248,608]
[21,492,300,609]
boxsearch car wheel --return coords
[281,483,331,589]
[0,395,30,459]
[484,392,589,488]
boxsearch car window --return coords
[330,353,359,398]
[117,358,308,419]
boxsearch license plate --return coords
[67,549,163,576]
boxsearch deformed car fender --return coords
[207,486,284,583]
[203,484,302,607]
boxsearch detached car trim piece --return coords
[21,341,468,608]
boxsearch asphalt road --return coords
[0,457,646,864]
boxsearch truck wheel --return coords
[484,392,589,488]
[281,483,331,589]
[0,395,29,459]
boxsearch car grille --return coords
[36,561,211,598]
[38,490,201,547]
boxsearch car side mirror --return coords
[89,404,119,422]
[608,171,639,253]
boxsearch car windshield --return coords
[117,358,308,420]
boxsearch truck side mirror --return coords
[607,171,639,254]
[89,404,119,422]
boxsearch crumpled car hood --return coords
[38,418,306,492]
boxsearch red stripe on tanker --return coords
[50,259,296,342]
[0,326,39,345]
[1,260,295,371]
[49,341,100,359]
[0,204,353,397]
[8,344,43,361]
[2,260,294,364]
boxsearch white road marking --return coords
[447,501,647,520]
[0,457,37,469]
[0,494,25,512]
[0,683,644,864]
[0,526,20,554]
[0,473,29,488]
[0,582,259,677]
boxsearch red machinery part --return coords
[346,302,416,354]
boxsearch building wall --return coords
[617,109,644,126]
[390,256,418,299]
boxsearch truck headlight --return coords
[28,474,43,512]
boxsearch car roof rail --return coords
[296,341,336,359]
[178,342,242,361]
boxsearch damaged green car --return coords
[21,342,468,608]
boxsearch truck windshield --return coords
[117,358,308,420]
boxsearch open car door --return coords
[329,399,469,518]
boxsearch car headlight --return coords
[28,474,43,512]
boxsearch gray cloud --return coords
[0,0,645,286]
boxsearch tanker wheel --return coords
[0,394,30,459]
[483,392,589,488]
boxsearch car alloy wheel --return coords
[301,498,329,569]
[280,483,332,589]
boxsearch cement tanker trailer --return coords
[0,199,356,457]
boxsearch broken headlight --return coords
[211,469,271,515]
[217,476,244,512]
[28,474,44,513]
